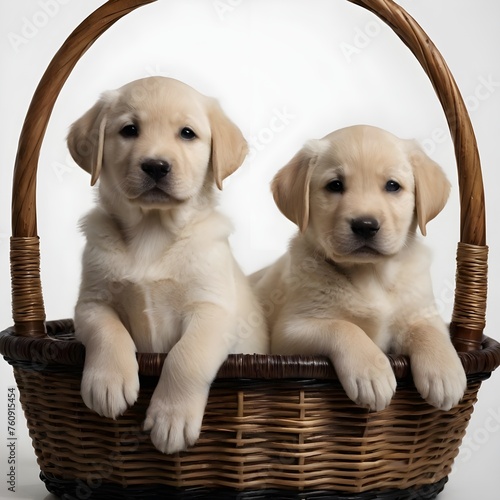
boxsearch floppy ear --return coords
[207,99,248,190]
[271,140,322,232]
[67,92,114,186]
[408,142,451,236]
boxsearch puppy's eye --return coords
[120,124,139,138]
[325,180,344,193]
[180,127,197,140]
[385,180,401,192]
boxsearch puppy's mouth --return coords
[350,245,382,256]
[131,187,184,206]
[328,242,387,263]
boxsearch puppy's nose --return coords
[141,159,171,182]
[351,217,380,239]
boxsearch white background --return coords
[1,1,500,499]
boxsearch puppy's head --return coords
[272,125,450,263]
[67,77,247,208]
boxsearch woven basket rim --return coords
[2,319,499,380]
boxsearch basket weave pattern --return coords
[2,321,498,497]
[2,0,500,498]
[15,366,480,492]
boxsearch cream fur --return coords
[252,125,465,412]
[69,77,268,454]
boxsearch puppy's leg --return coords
[275,317,397,411]
[144,303,233,454]
[76,303,139,419]
[400,321,466,410]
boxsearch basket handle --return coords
[348,0,487,351]
[11,0,487,351]
[10,0,157,337]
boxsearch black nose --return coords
[141,159,171,182]
[351,217,380,239]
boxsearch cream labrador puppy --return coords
[68,76,268,454]
[252,125,466,412]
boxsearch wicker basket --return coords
[2,1,500,499]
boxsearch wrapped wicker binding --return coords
[1,1,500,499]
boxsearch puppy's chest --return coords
[335,276,394,316]
[111,239,198,351]
[317,268,403,346]
[121,235,191,283]
[114,279,185,352]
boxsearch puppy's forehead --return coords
[111,77,211,130]
[119,76,204,102]
[318,125,410,175]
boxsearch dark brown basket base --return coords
[41,472,448,500]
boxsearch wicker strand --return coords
[10,237,46,337]
[451,243,488,351]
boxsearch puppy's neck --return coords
[98,187,217,257]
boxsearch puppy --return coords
[252,124,466,412]
[68,76,268,454]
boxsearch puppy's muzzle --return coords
[350,217,380,239]
[141,159,171,182]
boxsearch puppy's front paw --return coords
[144,390,207,454]
[81,351,139,419]
[335,350,397,412]
[412,352,466,411]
